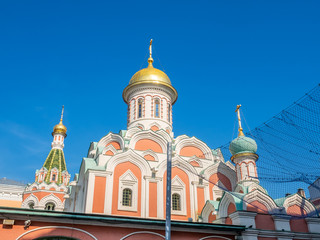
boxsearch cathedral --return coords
[1,41,320,240]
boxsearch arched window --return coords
[52,174,56,181]
[155,99,160,118]
[172,193,181,211]
[138,98,143,118]
[168,104,171,122]
[28,202,34,209]
[45,202,55,211]
[122,188,132,207]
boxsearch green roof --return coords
[229,136,257,156]
[43,148,67,184]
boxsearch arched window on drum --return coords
[138,98,143,118]
[154,99,160,118]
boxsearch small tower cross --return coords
[60,105,64,123]
[235,104,244,136]
[149,39,153,58]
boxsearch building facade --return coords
[0,178,25,208]
[1,42,320,239]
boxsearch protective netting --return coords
[219,84,320,200]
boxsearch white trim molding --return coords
[118,169,138,212]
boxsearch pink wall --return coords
[0,220,236,240]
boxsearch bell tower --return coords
[122,40,178,135]
[229,105,259,186]
[21,107,70,211]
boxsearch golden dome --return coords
[52,120,67,136]
[52,106,67,137]
[129,58,171,85]
[123,57,178,104]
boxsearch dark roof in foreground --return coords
[0,207,245,234]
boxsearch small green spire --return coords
[43,148,67,185]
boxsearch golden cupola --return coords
[123,40,178,104]
[52,106,67,137]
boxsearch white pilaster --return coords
[272,215,291,231]
[230,211,257,228]
[306,217,320,233]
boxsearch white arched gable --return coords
[243,189,279,214]
[201,201,217,223]
[25,182,39,191]
[157,156,198,183]
[21,194,39,208]
[97,132,124,149]
[106,149,152,176]
[102,144,117,155]
[174,135,189,143]
[87,142,97,158]
[234,184,246,193]
[126,126,143,138]
[175,136,213,160]
[202,162,236,191]
[142,150,159,162]
[39,193,64,210]
[213,181,227,190]
[29,182,57,191]
[218,192,237,218]
[128,130,168,153]
[283,194,317,217]
[247,182,267,194]
[47,182,60,190]
[188,156,203,168]
[154,129,171,142]
[149,121,161,130]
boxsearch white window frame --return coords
[118,170,138,212]
[171,176,186,215]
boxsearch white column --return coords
[272,215,291,231]
[230,211,257,228]
[85,172,95,213]
[104,171,113,215]
[306,217,320,233]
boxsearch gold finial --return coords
[148,39,154,67]
[52,106,67,137]
[60,105,64,123]
[149,39,153,58]
[235,104,245,137]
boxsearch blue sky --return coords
[0,1,319,185]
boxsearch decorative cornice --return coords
[231,152,259,162]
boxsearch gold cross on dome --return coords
[149,39,153,58]
[235,104,244,136]
[60,105,64,123]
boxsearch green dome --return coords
[229,136,257,156]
